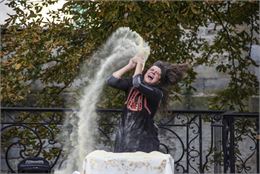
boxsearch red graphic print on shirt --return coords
[125,88,151,114]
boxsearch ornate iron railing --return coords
[1,107,259,173]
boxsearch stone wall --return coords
[172,24,260,111]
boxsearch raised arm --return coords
[133,54,145,77]
[106,57,137,91]
[132,74,163,101]
[113,58,136,79]
[132,54,163,101]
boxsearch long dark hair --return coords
[153,61,189,112]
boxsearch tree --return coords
[1,0,259,111]
[1,1,259,172]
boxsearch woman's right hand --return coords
[126,58,137,69]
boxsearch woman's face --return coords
[144,65,162,85]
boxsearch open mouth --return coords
[148,74,154,80]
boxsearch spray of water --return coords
[55,27,150,174]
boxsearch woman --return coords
[106,54,188,153]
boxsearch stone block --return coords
[204,78,229,92]
[1,157,8,172]
[249,96,259,112]
[169,95,214,110]
[192,77,229,93]
[192,78,205,91]
[194,65,220,78]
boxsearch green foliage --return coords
[2,2,258,170]
[1,2,258,169]
[1,0,259,111]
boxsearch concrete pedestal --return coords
[82,150,174,174]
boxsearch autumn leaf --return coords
[15,63,22,70]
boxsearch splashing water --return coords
[55,27,150,174]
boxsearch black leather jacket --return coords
[106,74,163,152]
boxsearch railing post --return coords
[222,115,235,173]
[229,116,235,173]
[256,116,259,173]
[213,123,222,173]
[222,115,228,173]
[199,116,203,173]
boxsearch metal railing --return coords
[1,107,259,173]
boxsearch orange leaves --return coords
[15,63,22,70]
[204,0,224,5]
